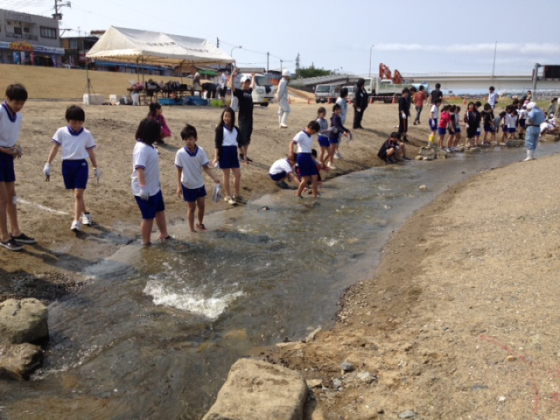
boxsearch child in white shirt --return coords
[44,105,100,232]
[175,124,220,232]
[131,118,170,245]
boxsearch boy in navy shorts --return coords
[44,105,100,232]
[175,124,220,232]
[0,83,35,251]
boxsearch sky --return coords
[2,0,559,77]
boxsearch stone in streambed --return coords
[202,359,307,420]
[0,343,44,380]
[0,298,49,345]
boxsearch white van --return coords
[233,73,275,107]
[315,83,343,103]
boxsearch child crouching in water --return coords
[269,154,298,189]
[44,105,100,232]
[289,121,320,198]
[131,118,170,245]
[175,124,220,232]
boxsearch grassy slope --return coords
[0,64,186,100]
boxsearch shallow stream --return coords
[2,145,559,419]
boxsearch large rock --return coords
[202,359,308,420]
[0,343,44,380]
[506,139,524,148]
[0,298,49,345]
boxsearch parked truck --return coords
[314,82,345,103]
[233,73,275,106]
[363,63,428,103]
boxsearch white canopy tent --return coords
[86,26,233,80]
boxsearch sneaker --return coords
[81,212,92,226]
[226,196,236,205]
[523,156,535,162]
[233,195,244,203]
[71,220,81,232]
[403,156,412,161]
[327,163,337,169]
[11,233,35,244]
[0,238,23,252]
[334,152,343,159]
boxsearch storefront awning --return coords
[0,41,65,55]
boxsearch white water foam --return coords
[143,280,244,320]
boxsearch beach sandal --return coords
[158,235,172,242]
[196,223,207,231]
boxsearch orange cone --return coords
[462,97,467,105]
[392,96,396,104]
[328,98,331,104]
[288,97,292,105]
[370,97,374,104]
[307,98,310,104]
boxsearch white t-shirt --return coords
[222,126,238,147]
[131,141,161,196]
[269,158,293,176]
[0,102,23,148]
[292,130,313,153]
[430,104,439,118]
[488,92,498,106]
[52,126,96,160]
[174,145,209,189]
[505,114,518,129]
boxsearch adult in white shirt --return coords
[277,69,291,128]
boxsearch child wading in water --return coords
[44,105,100,232]
[0,83,35,251]
[147,103,171,144]
[131,118,170,245]
[289,121,320,198]
[175,124,220,232]
[213,107,242,205]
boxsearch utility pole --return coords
[53,0,71,20]
[280,59,283,73]
[267,52,269,73]
[532,63,540,100]
[217,37,219,48]
[491,41,497,78]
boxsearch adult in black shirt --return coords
[398,88,411,142]
[353,78,369,129]
[230,70,255,164]
[429,83,443,105]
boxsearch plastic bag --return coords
[212,184,222,203]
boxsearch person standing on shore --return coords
[218,70,228,107]
[398,88,410,142]
[488,86,498,110]
[230,70,255,164]
[277,69,290,128]
[429,83,443,105]
[0,83,35,251]
[412,85,426,125]
[353,78,369,129]
[524,102,546,161]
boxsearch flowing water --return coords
[2,145,559,420]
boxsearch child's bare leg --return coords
[296,176,310,197]
[311,175,318,197]
[74,189,86,222]
[222,169,231,198]
[320,147,327,166]
[187,201,196,232]
[155,210,168,239]
[328,144,336,165]
[232,168,241,197]
[5,182,22,237]
[196,197,205,227]
[141,219,154,245]
[0,183,10,242]
[446,135,452,149]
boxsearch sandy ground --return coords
[0,101,421,296]
[4,96,560,419]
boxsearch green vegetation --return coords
[295,63,332,79]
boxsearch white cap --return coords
[194,72,200,78]
[282,69,290,77]
[526,102,537,110]
[240,75,251,83]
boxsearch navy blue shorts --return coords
[476,129,481,136]
[296,153,318,177]
[219,145,240,169]
[182,184,206,202]
[437,127,447,135]
[430,118,438,131]
[508,127,517,133]
[484,125,494,133]
[328,135,339,145]
[520,119,526,128]
[135,189,165,220]
[62,159,88,190]
[318,135,330,148]
[270,171,287,181]
[0,153,15,183]
[455,127,461,133]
